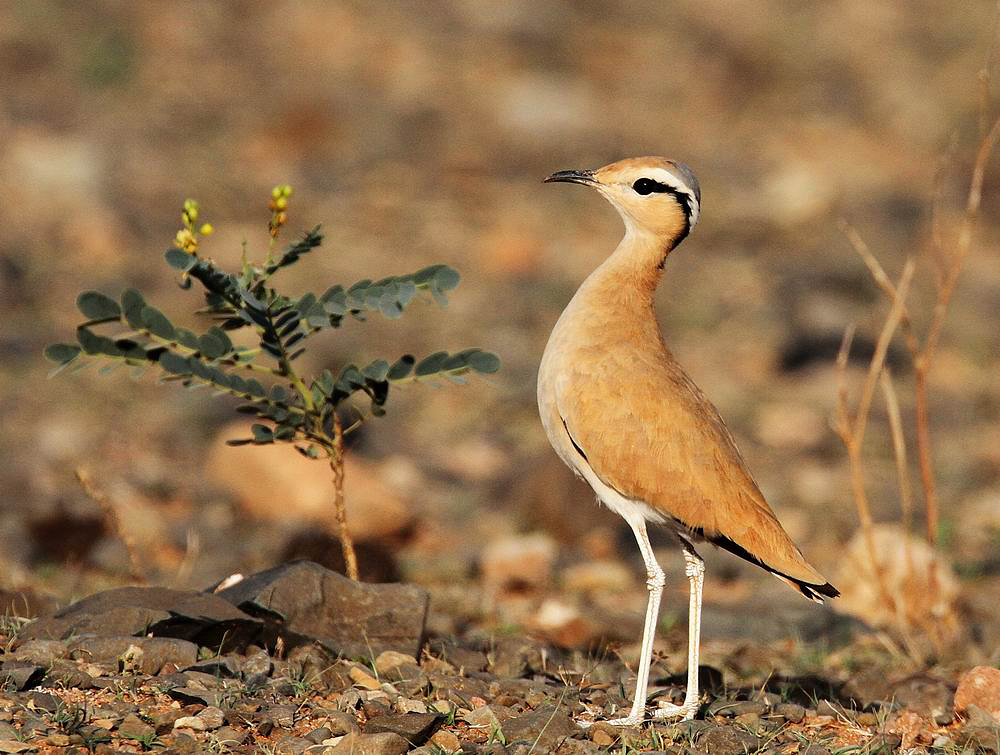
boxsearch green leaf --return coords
[77,291,121,320]
[159,352,191,375]
[468,350,501,374]
[165,248,195,271]
[433,265,461,291]
[415,351,449,377]
[44,343,81,365]
[251,424,273,443]
[141,306,175,340]
[226,438,254,446]
[362,359,390,382]
[121,289,146,329]
[198,331,226,359]
[76,326,121,356]
[387,355,415,380]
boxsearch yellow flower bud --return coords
[275,196,288,210]
[271,186,282,199]
[200,223,214,235]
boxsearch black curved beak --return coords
[543,169,597,186]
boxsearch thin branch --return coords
[853,259,916,451]
[880,368,914,575]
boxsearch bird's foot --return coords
[601,713,645,727]
[652,700,699,721]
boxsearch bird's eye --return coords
[632,178,666,195]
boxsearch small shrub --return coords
[46,186,499,579]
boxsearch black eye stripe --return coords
[632,178,669,195]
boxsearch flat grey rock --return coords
[69,636,198,674]
[216,560,429,658]
[0,662,44,691]
[18,586,261,651]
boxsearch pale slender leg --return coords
[605,516,665,726]
[653,537,704,720]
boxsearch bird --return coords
[538,157,838,726]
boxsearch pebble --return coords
[430,729,462,751]
[173,715,206,731]
[956,666,1000,721]
[350,666,382,690]
[375,651,418,675]
[196,705,225,730]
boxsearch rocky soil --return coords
[1,562,998,754]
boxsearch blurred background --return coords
[2,0,999,671]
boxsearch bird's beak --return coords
[544,169,597,186]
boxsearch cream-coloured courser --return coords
[538,157,838,726]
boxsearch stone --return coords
[480,533,557,593]
[959,722,1000,752]
[697,724,760,755]
[39,659,94,689]
[185,655,242,678]
[501,707,579,749]
[19,586,261,651]
[889,674,954,722]
[197,706,225,730]
[0,741,32,754]
[166,686,226,708]
[325,732,410,755]
[375,650,419,675]
[118,714,155,741]
[350,666,382,690]
[305,726,332,744]
[774,702,805,722]
[707,699,768,717]
[956,666,1000,722]
[214,725,246,745]
[208,429,414,540]
[487,636,544,678]
[365,712,440,744]
[324,710,361,736]
[11,639,68,665]
[275,735,313,753]
[0,662,44,691]
[173,716,206,731]
[866,733,902,751]
[834,524,960,638]
[69,636,198,674]
[27,691,59,711]
[430,729,462,751]
[243,648,273,676]
[216,560,429,658]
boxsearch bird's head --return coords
[545,157,700,252]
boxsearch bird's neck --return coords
[585,229,673,305]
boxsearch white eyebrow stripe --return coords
[641,168,700,226]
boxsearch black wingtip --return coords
[798,580,840,602]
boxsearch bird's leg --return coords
[605,517,664,727]
[654,537,704,720]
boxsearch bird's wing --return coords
[555,343,832,592]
